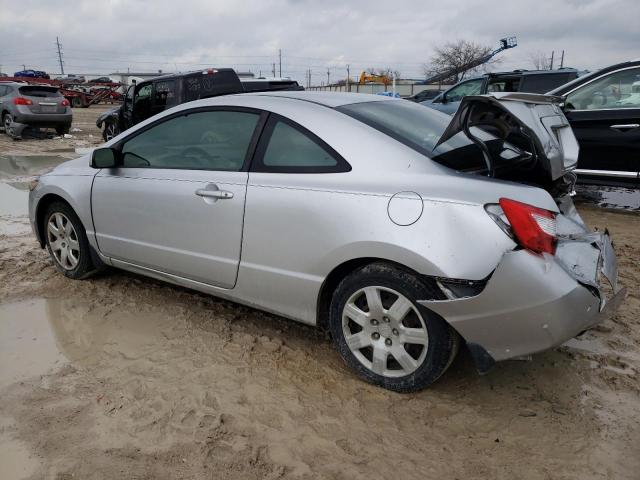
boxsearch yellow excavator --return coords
[358,72,392,85]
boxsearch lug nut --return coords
[371,319,379,326]
[383,316,390,323]
[385,338,392,346]
[392,328,399,336]
[372,332,380,340]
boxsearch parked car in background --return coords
[54,74,86,83]
[406,89,442,102]
[549,60,640,185]
[423,69,579,114]
[0,82,72,137]
[32,91,623,392]
[14,69,50,79]
[96,68,302,141]
[87,76,115,84]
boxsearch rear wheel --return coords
[3,113,13,135]
[55,124,71,135]
[329,262,458,392]
[71,96,83,108]
[44,201,96,279]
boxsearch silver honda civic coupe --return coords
[28,90,625,392]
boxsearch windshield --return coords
[337,100,471,157]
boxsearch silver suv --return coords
[0,82,72,138]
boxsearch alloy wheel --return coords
[342,286,429,378]
[105,123,117,141]
[47,212,80,270]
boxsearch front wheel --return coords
[3,113,13,136]
[329,263,459,392]
[102,121,119,141]
[44,201,96,279]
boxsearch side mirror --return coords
[91,147,118,169]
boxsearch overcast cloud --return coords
[0,0,638,84]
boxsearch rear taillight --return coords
[13,97,33,105]
[498,198,557,255]
[61,99,70,107]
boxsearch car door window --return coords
[565,68,640,110]
[121,110,260,171]
[153,80,176,108]
[132,84,152,122]
[254,117,349,173]
[444,78,484,102]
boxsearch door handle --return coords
[610,123,639,131]
[195,188,233,200]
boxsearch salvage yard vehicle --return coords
[423,69,579,114]
[0,82,72,138]
[549,60,640,185]
[30,91,625,392]
[96,68,302,141]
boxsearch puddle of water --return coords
[0,183,28,217]
[574,185,640,211]
[0,155,66,181]
[0,298,176,389]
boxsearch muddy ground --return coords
[0,108,639,479]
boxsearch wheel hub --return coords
[342,286,429,378]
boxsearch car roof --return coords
[243,90,389,107]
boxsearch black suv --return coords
[423,69,579,115]
[549,60,640,185]
[97,69,302,141]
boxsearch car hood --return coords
[435,93,579,184]
[96,106,120,126]
[46,155,95,176]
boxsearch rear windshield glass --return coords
[18,86,60,97]
[337,100,470,157]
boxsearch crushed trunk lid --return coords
[434,93,579,193]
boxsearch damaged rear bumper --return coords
[418,228,625,369]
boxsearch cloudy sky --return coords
[0,0,637,84]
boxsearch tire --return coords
[56,124,71,135]
[3,113,13,136]
[71,96,83,108]
[329,262,458,392]
[102,121,119,142]
[44,201,96,279]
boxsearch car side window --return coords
[444,78,484,102]
[132,84,152,122]
[253,117,350,173]
[565,68,640,110]
[0,86,6,96]
[120,110,260,171]
[153,80,176,108]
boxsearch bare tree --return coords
[423,40,500,83]
[528,50,551,70]
[365,67,401,78]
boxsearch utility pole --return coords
[560,50,565,68]
[346,64,350,92]
[272,63,276,77]
[550,50,555,70]
[56,36,64,74]
[327,68,330,86]
[278,49,282,77]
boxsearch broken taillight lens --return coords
[13,97,33,105]
[499,198,557,255]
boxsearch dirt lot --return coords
[0,108,639,479]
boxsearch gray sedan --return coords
[28,91,625,391]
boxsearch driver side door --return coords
[92,107,265,288]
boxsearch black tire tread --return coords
[329,262,458,392]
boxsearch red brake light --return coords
[499,198,557,255]
[13,97,33,105]
[61,99,70,107]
